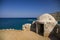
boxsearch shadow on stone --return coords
[48,24,60,40]
[30,22,36,33]
[30,22,44,36]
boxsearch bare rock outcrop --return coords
[22,23,31,31]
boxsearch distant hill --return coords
[50,12,60,21]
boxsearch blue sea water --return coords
[58,21,60,24]
[0,18,36,30]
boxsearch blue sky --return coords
[0,0,60,18]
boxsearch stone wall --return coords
[55,24,60,38]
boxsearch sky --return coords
[0,0,60,18]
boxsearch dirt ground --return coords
[0,30,51,40]
[0,29,59,40]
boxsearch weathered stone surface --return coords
[37,13,57,36]
[31,13,57,37]
[22,23,31,31]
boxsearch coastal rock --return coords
[2,29,15,30]
[32,21,36,24]
[22,23,31,31]
[37,13,57,36]
[31,13,57,37]
[30,21,36,32]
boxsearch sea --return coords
[0,18,36,30]
[58,21,60,24]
